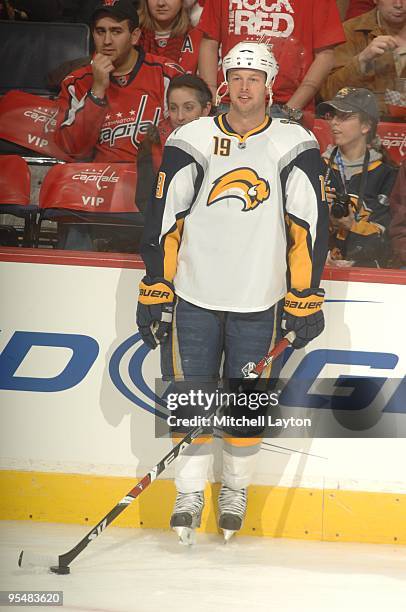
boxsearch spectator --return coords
[138,0,203,72]
[55,0,183,162]
[149,72,212,162]
[54,0,183,250]
[197,0,345,122]
[136,73,212,210]
[389,160,406,267]
[318,87,398,268]
[346,0,376,20]
[320,0,406,116]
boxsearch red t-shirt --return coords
[198,0,345,109]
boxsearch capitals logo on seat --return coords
[207,168,270,211]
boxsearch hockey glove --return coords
[281,288,325,349]
[136,276,175,349]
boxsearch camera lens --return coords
[331,193,351,218]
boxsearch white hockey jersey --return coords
[141,114,328,312]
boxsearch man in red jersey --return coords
[55,0,184,162]
[197,0,345,121]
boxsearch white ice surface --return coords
[1,520,405,612]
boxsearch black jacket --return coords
[323,152,397,267]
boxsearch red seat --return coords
[314,117,405,165]
[0,91,72,160]
[0,155,30,205]
[313,118,333,154]
[37,162,144,247]
[377,122,405,165]
[0,155,36,246]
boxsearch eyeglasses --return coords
[325,111,359,122]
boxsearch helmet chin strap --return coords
[215,81,228,107]
[267,85,273,108]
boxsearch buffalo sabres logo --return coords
[207,168,270,211]
[336,87,356,98]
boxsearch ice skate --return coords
[218,485,247,542]
[170,491,204,545]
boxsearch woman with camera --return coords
[317,87,398,268]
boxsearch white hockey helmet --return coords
[222,42,279,88]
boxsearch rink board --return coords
[1,249,406,544]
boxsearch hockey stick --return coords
[18,332,295,574]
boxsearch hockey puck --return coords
[50,565,70,575]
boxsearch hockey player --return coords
[137,42,329,543]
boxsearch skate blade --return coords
[173,526,196,546]
[222,529,236,542]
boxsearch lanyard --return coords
[335,149,347,189]
[325,146,370,210]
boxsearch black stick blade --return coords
[50,565,70,575]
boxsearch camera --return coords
[331,192,351,219]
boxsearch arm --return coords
[141,139,202,281]
[54,55,113,158]
[320,25,397,100]
[137,136,203,348]
[281,143,329,348]
[287,48,335,111]
[198,36,220,103]
[196,0,222,102]
[285,146,329,290]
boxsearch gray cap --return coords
[317,87,379,121]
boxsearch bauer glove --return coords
[281,288,325,349]
[136,276,175,349]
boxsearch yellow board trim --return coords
[1,471,405,545]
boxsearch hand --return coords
[325,185,336,206]
[326,250,354,267]
[329,200,355,231]
[358,35,398,71]
[91,53,114,98]
[136,277,175,349]
[281,288,325,349]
